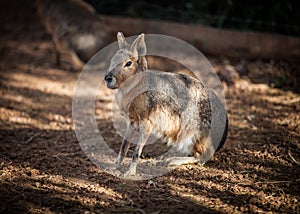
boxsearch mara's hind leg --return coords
[163,136,207,167]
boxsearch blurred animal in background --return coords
[104,32,228,177]
[36,0,112,71]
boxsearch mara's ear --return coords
[117,32,128,49]
[130,33,146,57]
[138,56,148,72]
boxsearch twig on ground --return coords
[288,150,300,166]
[287,97,300,104]
[255,180,292,184]
[167,197,182,203]
[136,208,146,214]
[24,132,40,144]
[150,209,163,214]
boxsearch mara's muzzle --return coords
[104,72,118,89]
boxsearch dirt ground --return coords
[0,1,299,213]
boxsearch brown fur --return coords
[192,134,208,158]
[128,93,151,122]
[115,56,139,86]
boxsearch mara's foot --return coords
[164,156,200,167]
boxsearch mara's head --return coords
[104,32,148,89]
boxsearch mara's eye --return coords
[124,61,132,67]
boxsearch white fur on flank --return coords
[149,108,171,132]
[149,107,196,155]
[176,134,195,154]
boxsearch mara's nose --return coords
[104,73,113,83]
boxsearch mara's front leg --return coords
[123,125,151,177]
[115,125,135,167]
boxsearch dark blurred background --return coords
[86,0,300,36]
